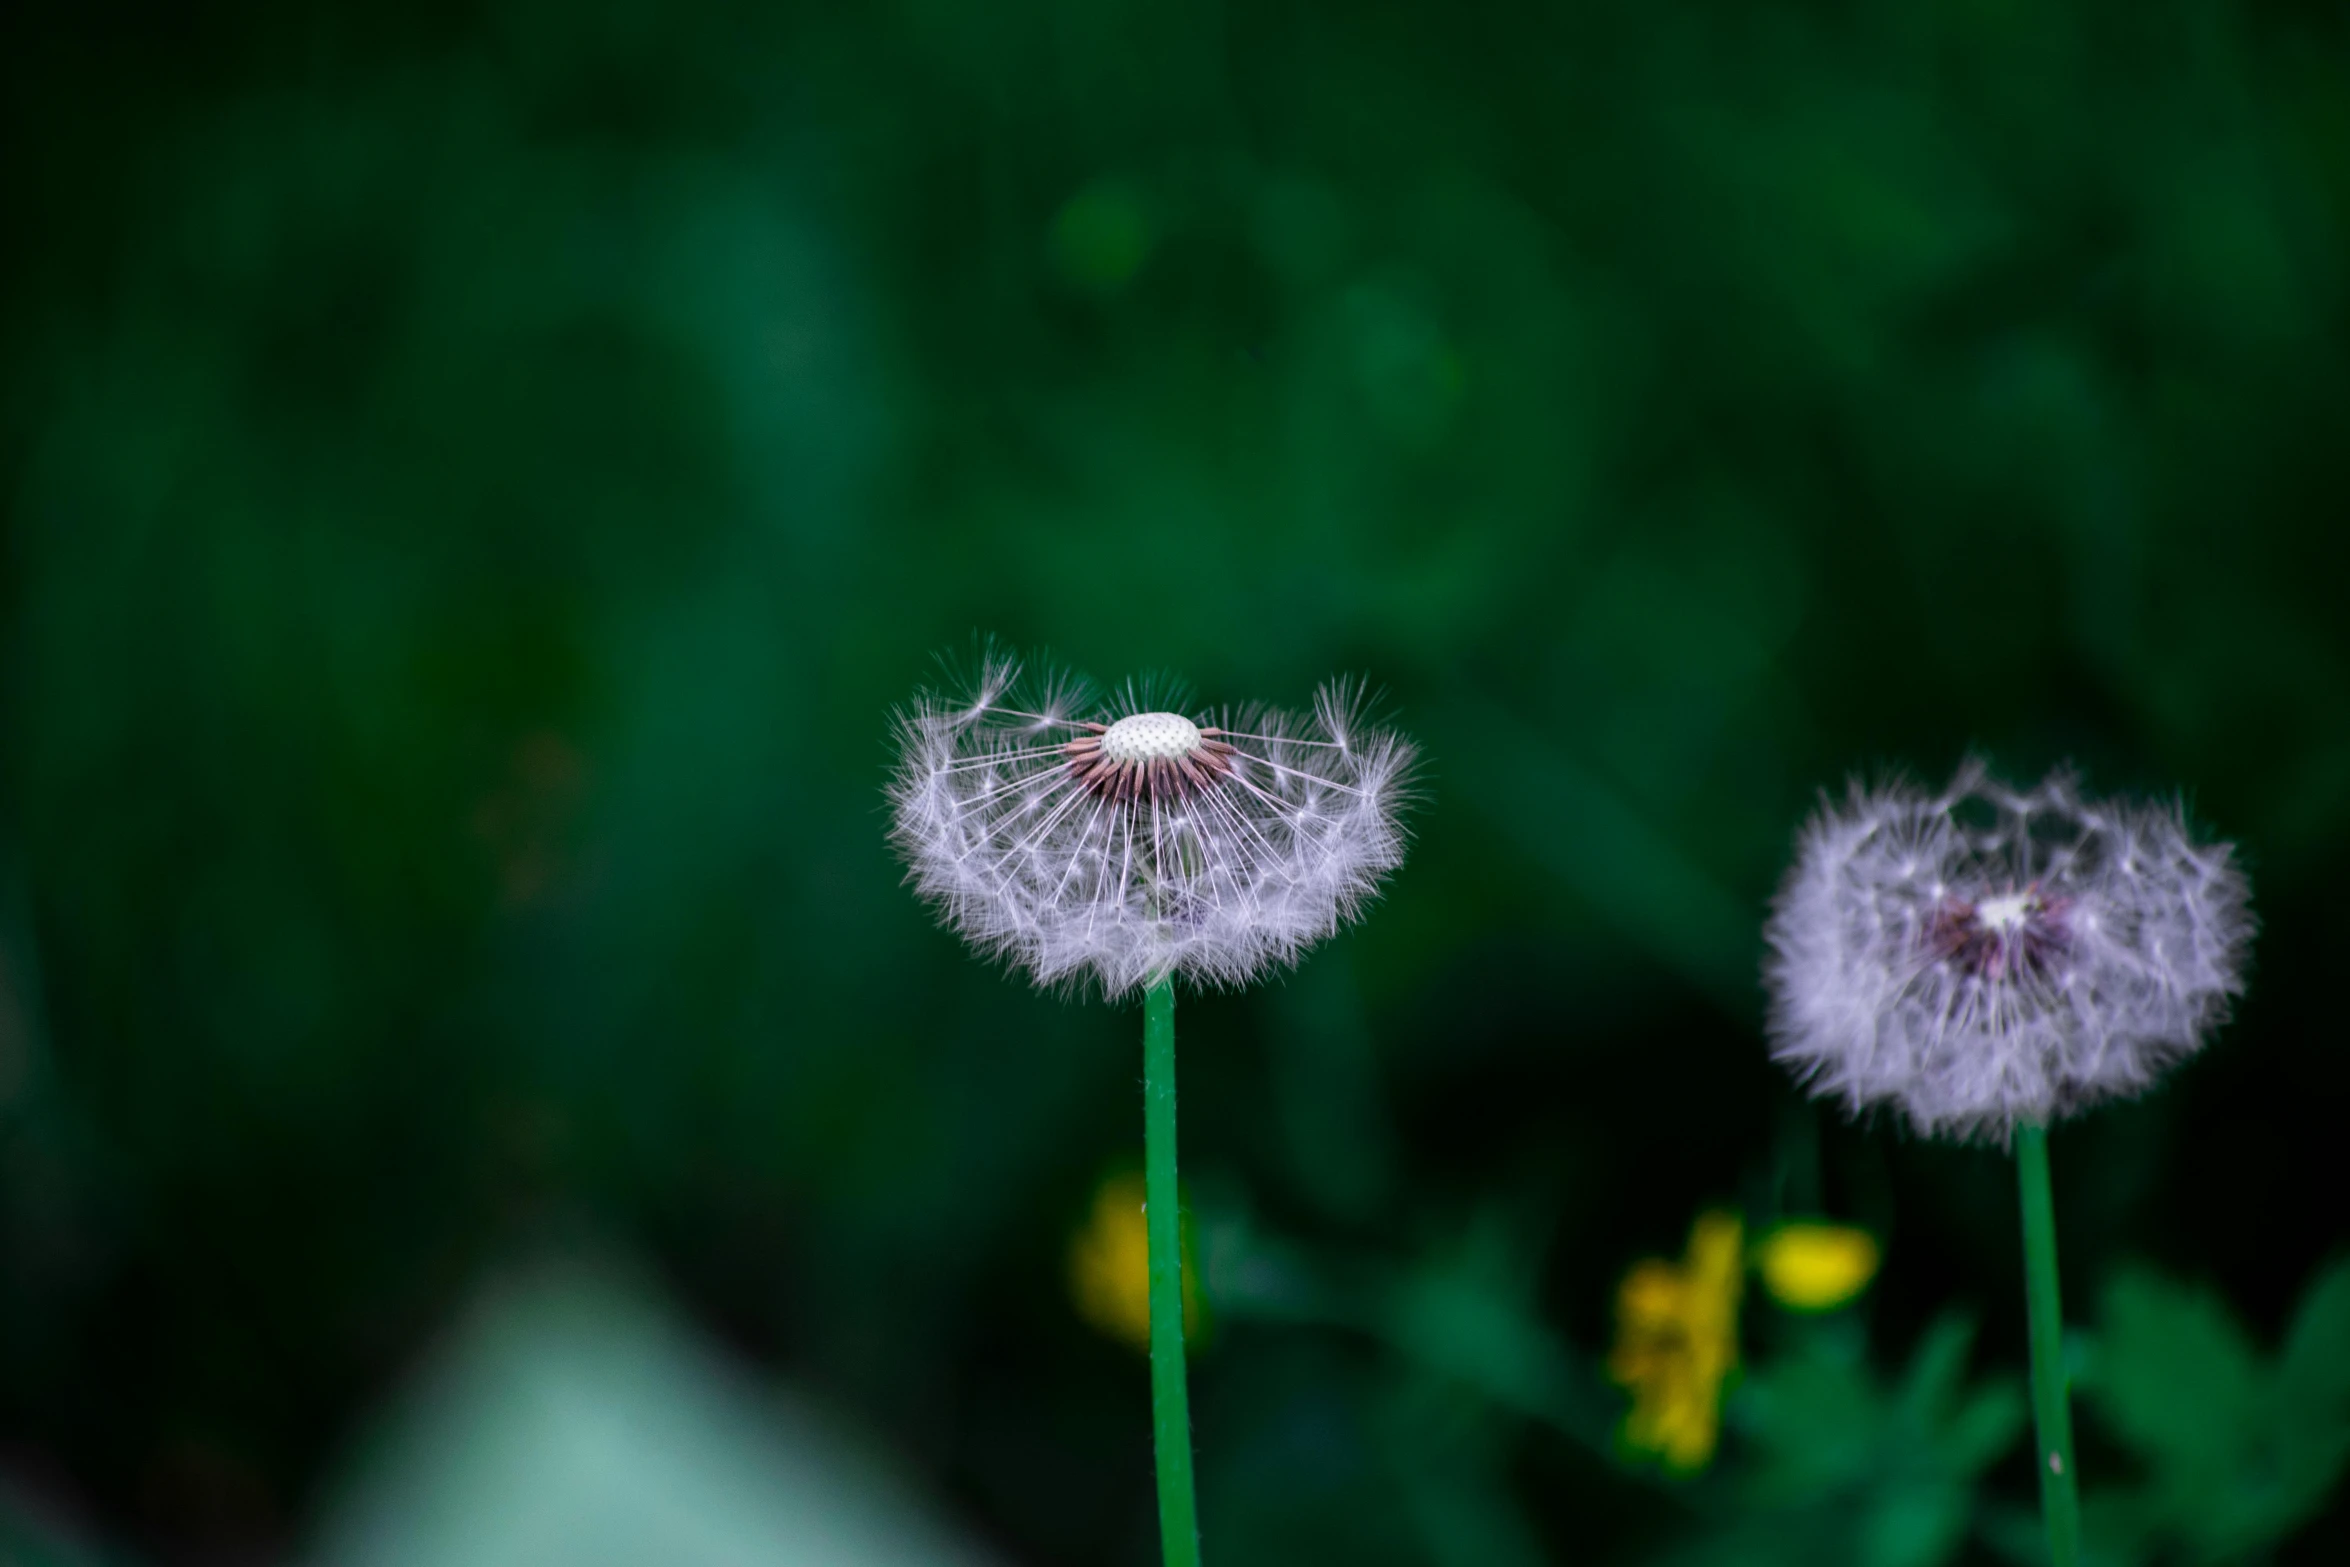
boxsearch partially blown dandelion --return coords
[890,653,1416,996]
[1764,758,2252,1143]
[888,647,1417,1567]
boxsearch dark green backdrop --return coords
[2,1,2345,1563]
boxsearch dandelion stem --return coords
[1143,976,1202,1567]
[2015,1123,2080,1567]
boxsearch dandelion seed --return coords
[888,649,1417,996]
[1763,758,2253,1144]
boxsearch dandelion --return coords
[1761,757,2253,1567]
[1609,1210,1745,1473]
[889,651,1415,997]
[889,646,1417,1567]
[1763,758,2251,1144]
[1752,1222,1881,1313]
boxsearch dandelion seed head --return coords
[1762,758,2253,1143]
[889,649,1417,996]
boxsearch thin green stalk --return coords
[1143,976,1201,1567]
[2015,1123,2080,1567]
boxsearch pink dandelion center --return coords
[889,655,1416,996]
[1925,885,2073,982]
[1763,760,2253,1142]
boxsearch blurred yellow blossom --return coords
[1608,1210,1743,1472]
[1067,1172,1204,1351]
[1753,1221,1882,1312]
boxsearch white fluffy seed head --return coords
[1099,712,1202,765]
[888,653,1417,996]
[1763,758,2254,1145]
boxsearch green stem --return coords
[2015,1123,2080,1567]
[1143,976,1202,1567]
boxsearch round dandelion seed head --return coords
[1763,758,2253,1144]
[888,651,1416,996]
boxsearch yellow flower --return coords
[1753,1222,1881,1312]
[1067,1172,1205,1352]
[1608,1210,1744,1472]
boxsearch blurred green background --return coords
[3,0,2347,1562]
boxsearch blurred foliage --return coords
[1203,1194,2014,1565]
[311,1265,1003,1567]
[1,0,2347,1561]
[1690,1312,2027,1567]
[2058,1257,2350,1566]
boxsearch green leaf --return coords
[2269,1257,2350,1528]
[2083,1267,2263,1476]
[1936,1382,2029,1478]
[1735,1350,1881,1496]
[2077,1259,2350,1563]
[1858,1480,1970,1567]
[1894,1313,1978,1429]
[2277,1256,2350,1427]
